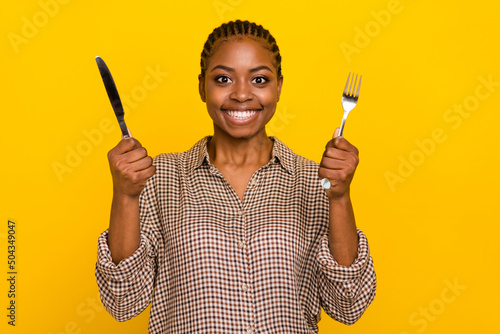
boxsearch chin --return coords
[216,125,266,140]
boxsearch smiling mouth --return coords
[223,110,260,120]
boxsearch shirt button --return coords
[241,284,249,291]
[250,179,258,187]
[237,210,244,217]
[238,241,245,249]
[246,327,254,334]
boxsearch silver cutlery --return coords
[321,72,362,190]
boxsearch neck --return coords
[208,128,273,168]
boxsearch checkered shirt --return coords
[95,136,376,333]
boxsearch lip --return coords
[221,108,262,124]
[221,107,263,111]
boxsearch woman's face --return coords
[199,37,283,140]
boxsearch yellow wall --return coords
[1,0,498,333]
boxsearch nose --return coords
[230,80,253,102]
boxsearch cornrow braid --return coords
[200,20,282,79]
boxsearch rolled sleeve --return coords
[316,228,376,325]
[95,228,158,321]
[317,228,370,282]
[96,230,149,282]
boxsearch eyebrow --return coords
[210,65,274,73]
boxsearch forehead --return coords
[207,37,275,71]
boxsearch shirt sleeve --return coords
[95,181,163,322]
[316,228,376,325]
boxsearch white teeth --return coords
[224,110,258,120]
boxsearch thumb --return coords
[333,127,340,138]
[122,127,133,139]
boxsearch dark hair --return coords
[200,20,282,79]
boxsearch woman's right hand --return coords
[107,138,156,198]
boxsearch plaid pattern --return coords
[95,136,376,333]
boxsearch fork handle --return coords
[338,115,347,137]
[322,115,348,189]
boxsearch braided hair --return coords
[200,20,282,79]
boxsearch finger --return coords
[120,165,155,187]
[318,166,340,180]
[122,127,132,139]
[320,156,350,170]
[323,128,341,149]
[318,167,349,183]
[323,146,352,160]
[115,157,153,179]
[134,165,156,181]
[332,137,359,155]
[128,155,154,172]
[324,136,355,150]
[114,137,142,154]
[121,147,149,163]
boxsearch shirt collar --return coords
[189,136,295,175]
[269,136,295,174]
[192,136,210,172]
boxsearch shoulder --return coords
[271,136,319,173]
[153,136,209,170]
[295,153,319,169]
[153,152,181,166]
[272,137,325,197]
[143,137,209,190]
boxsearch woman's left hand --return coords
[318,128,359,199]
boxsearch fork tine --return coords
[355,74,362,98]
[348,73,356,96]
[343,72,351,95]
[351,74,359,96]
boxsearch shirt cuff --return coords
[317,228,370,282]
[96,230,149,282]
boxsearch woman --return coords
[96,20,376,333]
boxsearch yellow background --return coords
[1,0,499,333]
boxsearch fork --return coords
[339,72,362,137]
[321,72,362,190]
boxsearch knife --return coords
[95,56,130,138]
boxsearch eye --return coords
[216,76,232,84]
[252,76,268,84]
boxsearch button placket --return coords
[232,204,254,328]
[235,202,255,331]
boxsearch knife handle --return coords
[117,117,131,138]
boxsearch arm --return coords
[107,138,155,263]
[316,229,376,325]
[318,128,358,265]
[327,194,358,266]
[95,137,158,321]
[317,128,376,323]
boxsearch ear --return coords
[276,76,284,102]
[198,74,206,102]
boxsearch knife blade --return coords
[95,56,130,138]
